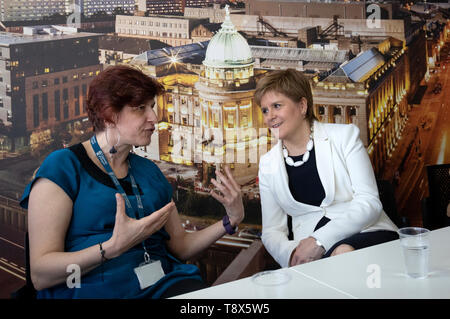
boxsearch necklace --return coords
[283,129,314,167]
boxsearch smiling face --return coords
[114,98,157,147]
[260,90,308,143]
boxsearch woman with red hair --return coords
[20,65,244,298]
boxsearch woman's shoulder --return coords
[260,140,281,164]
[129,154,172,196]
[129,153,159,170]
[20,147,81,208]
[318,121,358,134]
[316,122,360,142]
[42,147,81,170]
[129,153,168,180]
[258,141,282,180]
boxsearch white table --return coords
[172,266,352,299]
[289,226,450,299]
[173,226,450,299]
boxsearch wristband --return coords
[313,237,325,250]
[222,215,238,235]
[99,242,109,262]
[99,242,109,282]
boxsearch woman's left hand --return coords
[210,165,244,227]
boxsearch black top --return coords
[69,143,143,196]
[284,146,326,207]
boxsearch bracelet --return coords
[222,215,238,235]
[312,237,325,252]
[99,242,109,262]
[99,242,108,282]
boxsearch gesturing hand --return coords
[210,165,245,227]
[108,194,174,258]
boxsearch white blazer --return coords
[258,121,398,268]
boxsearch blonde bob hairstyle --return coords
[254,68,318,125]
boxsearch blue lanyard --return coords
[90,135,150,262]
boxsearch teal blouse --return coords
[20,143,201,299]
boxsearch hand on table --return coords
[289,236,325,266]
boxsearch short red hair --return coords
[87,65,164,131]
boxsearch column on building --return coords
[346,106,357,126]
[333,105,343,124]
[315,104,327,122]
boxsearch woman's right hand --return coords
[289,236,325,266]
[105,194,174,259]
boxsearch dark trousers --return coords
[314,216,399,258]
[159,278,209,298]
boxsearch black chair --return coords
[422,164,450,230]
[376,179,410,228]
[10,232,36,299]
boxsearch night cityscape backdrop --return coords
[0,0,448,298]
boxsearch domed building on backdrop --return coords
[194,6,267,185]
[132,6,270,186]
[131,5,411,183]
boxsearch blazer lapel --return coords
[271,140,303,209]
[273,140,292,203]
[313,121,335,207]
[273,138,324,212]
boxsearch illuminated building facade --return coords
[132,9,412,182]
[311,37,409,177]
[248,36,410,177]
[132,8,270,186]
[193,9,265,185]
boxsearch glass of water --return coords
[398,227,430,279]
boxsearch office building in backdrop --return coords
[0,26,102,152]
[136,0,185,16]
[245,0,398,19]
[74,0,135,17]
[115,14,209,46]
[0,0,135,21]
[0,0,66,21]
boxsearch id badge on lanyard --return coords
[90,135,165,289]
[134,253,165,289]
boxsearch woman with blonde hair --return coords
[255,68,398,268]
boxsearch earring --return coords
[105,128,120,158]
[109,144,118,155]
